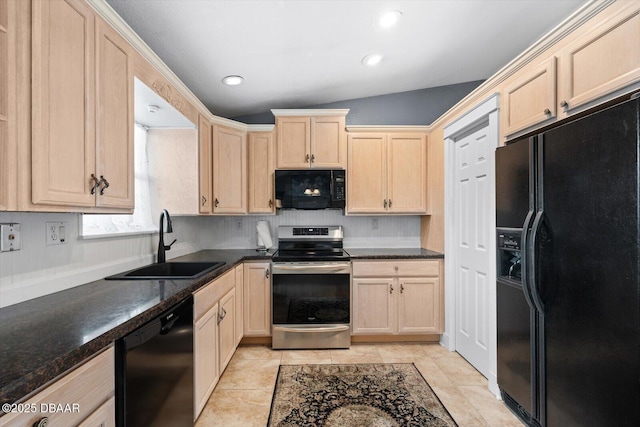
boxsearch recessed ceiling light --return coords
[147,104,159,113]
[378,10,402,28]
[222,75,244,86]
[362,54,383,66]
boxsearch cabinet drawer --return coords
[0,347,114,427]
[352,260,440,277]
[194,269,235,321]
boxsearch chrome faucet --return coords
[157,209,176,263]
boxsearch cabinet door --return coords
[213,125,247,214]
[503,57,556,136]
[218,287,236,373]
[352,278,395,334]
[387,134,427,214]
[248,131,275,213]
[0,348,114,427]
[559,5,640,112]
[243,262,271,336]
[95,19,133,209]
[310,116,346,168]
[276,116,310,168]
[234,264,244,346]
[0,0,9,211]
[198,115,212,213]
[397,277,441,334]
[32,0,96,207]
[77,396,115,427]
[347,133,387,214]
[194,303,219,419]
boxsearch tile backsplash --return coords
[0,210,420,307]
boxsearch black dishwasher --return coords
[116,296,194,427]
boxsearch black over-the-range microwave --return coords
[275,169,345,210]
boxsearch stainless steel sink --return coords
[105,261,226,280]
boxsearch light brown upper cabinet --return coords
[504,57,557,136]
[504,3,640,137]
[347,133,427,214]
[212,125,247,214]
[558,4,640,114]
[198,115,212,213]
[31,0,133,210]
[248,130,275,214]
[274,110,348,169]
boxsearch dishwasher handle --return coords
[124,296,193,350]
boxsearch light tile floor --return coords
[195,343,523,426]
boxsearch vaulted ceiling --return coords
[106,0,587,118]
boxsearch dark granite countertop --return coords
[0,249,271,406]
[346,248,444,259]
[0,247,442,406]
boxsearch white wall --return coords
[0,212,202,308]
[195,210,421,250]
[0,210,420,307]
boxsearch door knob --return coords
[560,100,568,108]
[544,108,551,115]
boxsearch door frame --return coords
[443,94,500,396]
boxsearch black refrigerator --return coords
[496,96,640,427]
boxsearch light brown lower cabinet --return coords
[0,347,115,427]
[193,268,239,420]
[243,262,271,337]
[217,287,236,373]
[352,260,443,335]
[234,264,244,346]
[194,301,219,420]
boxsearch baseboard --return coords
[240,336,272,346]
[351,334,441,343]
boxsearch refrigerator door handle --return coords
[528,210,546,314]
[520,209,536,310]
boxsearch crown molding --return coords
[246,124,276,132]
[346,125,431,133]
[86,0,248,132]
[430,0,615,129]
[271,109,350,117]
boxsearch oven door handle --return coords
[271,263,351,274]
[273,325,350,333]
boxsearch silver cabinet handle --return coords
[390,284,394,294]
[265,269,270,279]
[214,198,219,207]
[90,174,100,195]
[201,195,207,206]
[560,100,568,108]
[305,154,310,163]
[383,199,388,208]
[98,175,110,195]
[388,199,392,208]
[544,108,551,115]
[310,153,315,163]
[273,325,349,333]
[400,284,404,293]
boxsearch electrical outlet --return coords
[235,220,243,231]
[46,222,68,245]
[1,223,22,252]
[372,218,379,230]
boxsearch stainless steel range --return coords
[271,225,351,349]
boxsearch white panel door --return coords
[454,123,492,379]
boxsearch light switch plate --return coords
[46,221,68,245]
[1,223,22,252]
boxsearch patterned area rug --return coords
[268,364,458,427]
